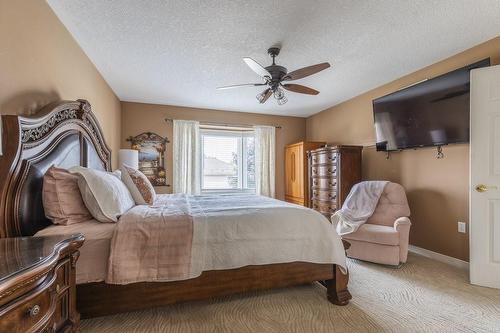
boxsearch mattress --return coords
[34,194,347,285]
[35,220,115,284]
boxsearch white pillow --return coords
[69,166,135,222]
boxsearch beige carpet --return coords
[81,253,500,333]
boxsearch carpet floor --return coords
[81,253,500,333]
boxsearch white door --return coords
[470,65,500,288]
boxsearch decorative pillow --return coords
[120,164,156,205]
[42,166,93,225]
[69,166,135,223]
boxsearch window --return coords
[201,129,255,193]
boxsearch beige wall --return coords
[0,0,121,167]
[307,36,500,261]
[121,102,306,200]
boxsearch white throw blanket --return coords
[331,181,389,235]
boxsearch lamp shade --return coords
[118,149,139,169]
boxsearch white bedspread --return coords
[188,194,347,277]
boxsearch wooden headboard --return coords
[0,100,111,237]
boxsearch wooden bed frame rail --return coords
[77,262,351,318]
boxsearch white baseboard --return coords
[408,245,469,270]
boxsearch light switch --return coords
[458,221,467,233]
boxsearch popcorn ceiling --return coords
[47,0,500,117]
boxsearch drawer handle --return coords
[28,304,40,318]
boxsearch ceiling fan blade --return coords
[283,62,331,81]
[282,84,319,95]
[257,88,272,104]
[217,83,267,90]
[243,57,272,78]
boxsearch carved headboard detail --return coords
[0,100,111,237]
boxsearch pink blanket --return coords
[107,194,196,284]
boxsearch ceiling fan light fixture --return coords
[276,95,288,105]
[273,87,284,99]
[256,91,267,103]
[274,88,287,105]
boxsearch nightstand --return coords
[0,234,84,333]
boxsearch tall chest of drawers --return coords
[308,146,363,218]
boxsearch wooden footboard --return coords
[77,261,349,318]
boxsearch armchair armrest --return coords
[394,216,411,231]
[394,216,411,263]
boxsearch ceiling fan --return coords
[217,47,331,105]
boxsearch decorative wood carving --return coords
[21,109,78,145]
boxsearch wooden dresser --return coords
[308,145,363,218]
[285,141,325,206]
[0,234,84,333]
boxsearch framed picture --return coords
[127,132,169,186]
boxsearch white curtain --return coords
[173,120,201,195]
[254,125,275,198]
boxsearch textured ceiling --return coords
[47,0,500,117]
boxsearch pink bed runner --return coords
[107,194,199,284]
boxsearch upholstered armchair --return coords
[342,182,411,266]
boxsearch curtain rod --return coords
[164,118,282,129]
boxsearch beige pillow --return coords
[42,166,93,225]
[69,166,135,223]
[120,164,156,205]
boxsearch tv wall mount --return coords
[383,145,445,160]
[436,145,444,159]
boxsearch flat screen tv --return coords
[372,58,490,151]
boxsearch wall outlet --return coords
[458,221,467,234]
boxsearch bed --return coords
[0,99,351,318]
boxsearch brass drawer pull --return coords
[28,304,40,318]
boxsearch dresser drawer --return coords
[311,188,337,202]
[0,277,56,333]
[310,152,337,165]
[311,165,337,177]
[311,200,337,215]
[311,177,337,189]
